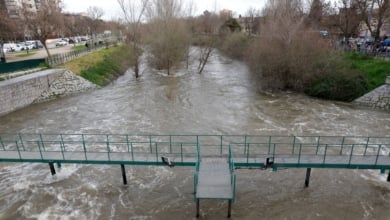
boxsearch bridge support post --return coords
[305,168,312,187]
[121,164,127,185]
[196,199,200,218]
[227,200,232,218]
[49,162,56,175]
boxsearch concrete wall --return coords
[0,69,96,116]
[354,76,390,110]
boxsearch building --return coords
[4,0,24,18]
[3,0,60,19]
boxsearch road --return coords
[5,43,84,63]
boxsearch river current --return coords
[0,50,390,219]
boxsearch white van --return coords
[2,43,16,52]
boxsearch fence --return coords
[46,42,110,66]
[0,59,46,74]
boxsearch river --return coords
[0,50,390,219]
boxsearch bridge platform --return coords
[0,133,390,218]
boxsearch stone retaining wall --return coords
[354,76,390,110]
[0,69,96,116]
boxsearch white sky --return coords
[61,0,267,20]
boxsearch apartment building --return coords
[3,0,60,18]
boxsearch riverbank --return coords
[59,44,133,86]
[0,69,96,116]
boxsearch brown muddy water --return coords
[0,50,389,219]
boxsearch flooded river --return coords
[0,51,390,219]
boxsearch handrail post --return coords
[364,137,370,156]
[348,144,355,165]
[268,136,272,154]
[18,133,25,150]
[374,144,382,165]
[149,135,152,153]
[16,141,22,160]
[292,136,296,154]
[298,144,302,164]
[273,143,276,158]
[155,143,158,163]
[169,135,172,153]
[181,143,183,162]
[39,133,45,151]
[106,135,111,161]
[246,144,250,164]
[339,136,345,155]
[316,136,321,155]
[323,144,328,164]
[220,135,223,155]
[82,134,87,160]
[0,136,5,150]
[244,135,247,153]
[37,141,44,160]
[126,135,130,153]
[60,134,65,152]
[130,142,134,161]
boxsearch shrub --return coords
[219,32,251,60]
[305,65,368,101]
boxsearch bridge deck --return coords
[196,158,233,200]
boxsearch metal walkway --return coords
[194,157,236,217]
[1,133,390,218]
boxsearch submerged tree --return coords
[146,0,191,75]
[118,0,149,78]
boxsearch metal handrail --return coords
[0,133,389,169]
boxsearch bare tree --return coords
[261,0,305,47]
[355,0,390,41]
[248,0,332,91]
[244,7,261,35]
[337,0,361,38]
[23,0,64,58]
[0,8,18,62]
[307,0,324,28]
[87,6,105,37]
[117,0,149,78]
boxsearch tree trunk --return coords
[198,47,212,74]
[0,42,6,63]
[134,58,139,78]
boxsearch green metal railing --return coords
[0,133,389,170]
[229,145,236,202]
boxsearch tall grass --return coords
[61,45,133,86]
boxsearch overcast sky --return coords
[62,0,267,20]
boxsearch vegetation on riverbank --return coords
[60,45,133,86]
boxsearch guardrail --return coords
[0,133,389,169]
[46,43,109,66]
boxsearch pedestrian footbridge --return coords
[0,133,389,218]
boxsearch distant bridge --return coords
[1,133,389,218]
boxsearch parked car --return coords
[13,43,26,52]
[68,38,79,44]
[26,40,44,49]
[2,46,8,54]
[2,43,16,52]
[56,40,68,47]
[23,42,34,50]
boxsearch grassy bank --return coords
[60,45,133,86]
[346,53,390,91]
